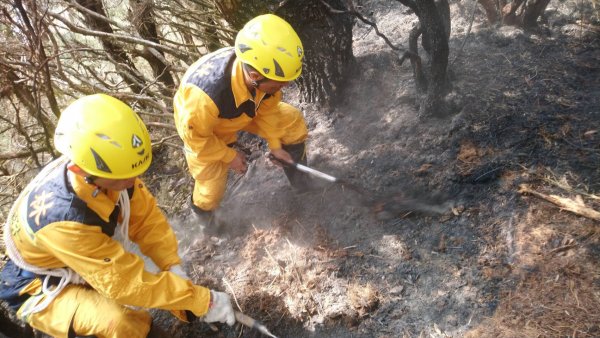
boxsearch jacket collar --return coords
[68,171,120,223]
[231,58,268,109]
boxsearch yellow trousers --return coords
[187,102,308,211]
[19,284,152,338]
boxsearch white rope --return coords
[4,157,134,316]
[4,157,84,316]
[114,190,133,252]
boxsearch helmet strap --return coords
[243,63,267,90]
[83,175,101,197]
[83,175,97,185]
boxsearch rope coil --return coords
[3,156,131,316]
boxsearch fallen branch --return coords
[518,184,600,221]
[145,121,177,131]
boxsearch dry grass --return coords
[466,257,600,338]
[347,282,380,317]
[466,192,600,338]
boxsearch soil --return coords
[2,1,599,337]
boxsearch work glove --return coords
[169,264,190,280]
[204,290,235,326]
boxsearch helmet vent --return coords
[96,133,122,148]
[90,148,112,173]
[277,47,292,57]
[273,59,284,78]
[238,43,252,53]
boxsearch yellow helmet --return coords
[54,94,152,179]
[235,14,304,82]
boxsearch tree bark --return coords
[417,0,450,117]
[277,0,355,107]
[214,0,354,107]
[130,0,175,91]
[74,0,146,94]
[478,0,551,29]
[398,0,450,117]
[522,0,551,29]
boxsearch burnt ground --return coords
[2,1,599,337]
[147,1,599,337]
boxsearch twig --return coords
[152,134,180,148]
[518,184,600,221]
[549,243,577,254]
[541,172,600,201]
[451,0,479,66]
[222,277,243,313]
[144,121,177,131]
[319,0,409,53]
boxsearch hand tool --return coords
[235,311,279,338]
[268,153,453,216]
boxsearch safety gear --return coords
[0,159,213,337]
[204,291,236,326]
[235,14,304,82]
[24,284,152,338]
[175,48,307,210]
[54,94,152,179]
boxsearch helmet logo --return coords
[132,134,143,148]
[90,148,112,174]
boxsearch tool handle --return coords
[234,311,279,338]
[294,163,338,182]
[268,154,338,183]
[234,311,255,327]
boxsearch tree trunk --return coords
[478,0,551,29]
[215,0,355,108]
[276,0,354,107]
[478,0,500,23]
[130,0,175,91]
[418,0,450,117]
[398,0,450,117]
[522,0,551,29]
[74,0,146,94]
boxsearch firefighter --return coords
[173,14,311,223]
[0,94,235,337]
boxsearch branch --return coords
[152,134,180,148]
[48,11,190,60]
[0,147,50,160]
[14,0,62,117]
[320,0,408,53]
[519,184,600,221]
[145,121,177,131]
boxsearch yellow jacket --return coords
[3,159,210,316]
[174,47,286,164]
